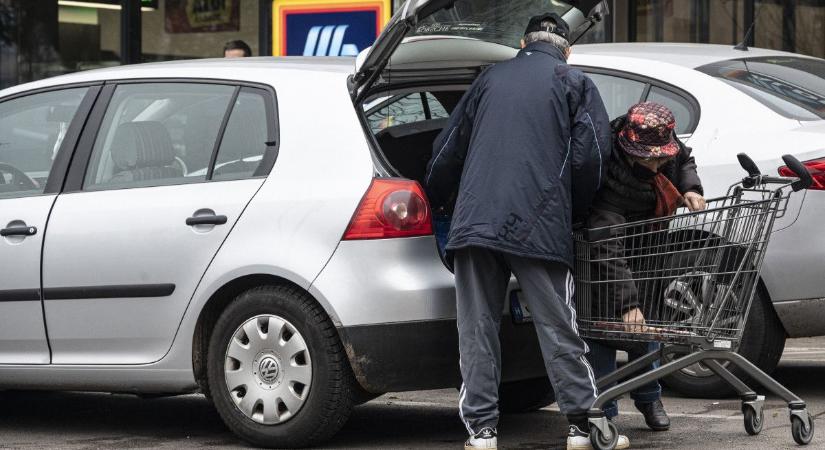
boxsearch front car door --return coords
[0,85,97,364]
[41,81,279,364]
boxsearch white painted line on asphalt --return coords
[544,406,739,421]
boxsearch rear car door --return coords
[0,85,96,364]
[41,81,279,364]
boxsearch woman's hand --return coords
[684,191,706,211]
[622,307,647,333]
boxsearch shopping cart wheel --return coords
[742,404,763,435]
[589,420,619,450]
[791,410,814,445]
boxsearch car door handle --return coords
[0,225,37,237]
[186,215,228,226]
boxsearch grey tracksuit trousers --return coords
[454,247,598,434]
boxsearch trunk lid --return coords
[352,0,609,99]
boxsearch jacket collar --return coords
[518,41,567,62]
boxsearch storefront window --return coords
[0,0,121,89]
[142,0,260,61]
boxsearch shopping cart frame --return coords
[580,154,816,450]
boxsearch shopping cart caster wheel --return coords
[590,420,619,450]
[743,404,763,435]
[791,411,814,445]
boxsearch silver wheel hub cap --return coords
[224,314,312,425]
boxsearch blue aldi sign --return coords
[273,0,391,57]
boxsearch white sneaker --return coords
[464,427,497,449]
[566,425,630,450]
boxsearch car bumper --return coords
[311,236,546,392]
[338,319,546,393]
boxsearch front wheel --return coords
[590,420,619,450]
[792,412,815,445]
[207,285,354,448]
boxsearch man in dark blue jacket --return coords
[425,13,620,450]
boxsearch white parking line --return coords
[542,406,739,421]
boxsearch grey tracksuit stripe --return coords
[454,247,598,434]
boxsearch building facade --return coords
[1,0,824,89]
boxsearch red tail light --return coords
[343,178,433,240]
[779,157,825,190]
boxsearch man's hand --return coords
[622,307,647,333]
[684,191,706,211]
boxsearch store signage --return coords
[166,0,240,33]
[272,0,391,57]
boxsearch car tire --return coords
[498,377,556,413]
[661,286,786,398]
[207,285,354,448]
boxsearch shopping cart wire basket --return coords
[576,153,815,450]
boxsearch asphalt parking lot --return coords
[1,337,823,449]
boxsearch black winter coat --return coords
[425,41,611,269]
[586,117,704,316]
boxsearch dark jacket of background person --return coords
[585,116,703,317]
[425,40,611,270]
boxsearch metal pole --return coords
[120,0,141,64]
[744,0,755,47]
[259,0,272,56]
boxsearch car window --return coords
[410,0,574,48]
[367,92,449,133]
[646,86,694,135]
[83,83,234,190]
[696,56,825,121]
[0,87,88,199]
[212,89,272,181]
[586,73,646,120]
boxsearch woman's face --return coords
[632,156,672,173]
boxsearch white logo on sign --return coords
[303,25,360,56]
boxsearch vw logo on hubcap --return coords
[258,356,280,384]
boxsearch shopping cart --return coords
[575,153,815,450]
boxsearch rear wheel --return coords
[662,286,786,398]
[499,377,556,413]
[207,285,354,448]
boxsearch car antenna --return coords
[734,22,755,51]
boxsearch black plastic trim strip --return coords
[63,84,117,192]
[42,284,176,300]
[207,86,241,181]
[0,289,41,302]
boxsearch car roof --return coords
[573,42,810,69]
[0,57,355,98]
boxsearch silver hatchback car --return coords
[0,1,612,447]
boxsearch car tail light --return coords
[779,157,825,190]
[343,178,433,240]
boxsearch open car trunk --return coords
[350,0,609,182]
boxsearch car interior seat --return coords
[375,118,448,183]
[107,121,183,184]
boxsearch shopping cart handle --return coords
[737,153,761,177]
[782,154,814,192]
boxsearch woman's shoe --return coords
[635,399,671,431]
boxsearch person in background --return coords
[584,102,706,436]
[224,40,252,58]
[426,13,622,450]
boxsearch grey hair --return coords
[524,20,570,55]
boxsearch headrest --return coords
[110,121,176,170]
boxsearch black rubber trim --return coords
[0,289,41,302]
[207,86,241,181]
[63,84,117,192]
[338,318,545,393]
[43,283,176,300]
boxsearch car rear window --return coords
[696,56,825,121]
[409,0,573,48]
